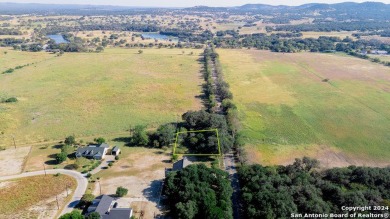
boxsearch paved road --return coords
[224,152,241,219]
[0,169,88,216]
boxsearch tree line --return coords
[238,157,390,219]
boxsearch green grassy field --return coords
[0,48,203,147]
[219,49,390,165]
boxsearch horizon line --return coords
[0,1,388,8]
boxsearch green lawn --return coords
[0,48,203,147]
[219,49,390,164]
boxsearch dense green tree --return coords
[86,212,101,219]
[116,186,128,197]
[156,124,176,147]
[94,137,106,144]
[56,152,67,164]
[65,135,76,145]
[79,193,95,207]
[239,158,390,219]
[165,164,233,219]
[59,210,84,219]
[131,125,149,146]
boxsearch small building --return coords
[172,157,192,171]
[370,50,388,55]
[75,143,109,160]
[165,157,192,177]
[87,195,133,219]
[111,146,121,156]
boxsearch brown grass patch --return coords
[0,175,76,217]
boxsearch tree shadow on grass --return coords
[45,159,57,165]
[112,137,131,143]
[52,144,62,149]
[48,153,57,159]
[142,180,163,203]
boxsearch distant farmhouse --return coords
[75,143,110,160]
[362,50,389,55]
[165,157,192,177]
[370,50,388,55]
[87,195,133,219]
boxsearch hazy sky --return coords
[1,0,390,7]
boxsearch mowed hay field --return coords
[0,174,76,218]
[219,49,390,166]
[0,48,203,147]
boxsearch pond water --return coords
[141,33,178,42]
[47,34,69,44]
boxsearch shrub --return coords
[115,155,119,160]
[116,186,128,197]
[172,154,178,162]
[79,193,95,207]
[4,97,18,103]
[86,173,92,178]
[56,152,67,164]
[3,68,14,74]
[108,162,113,167]
[94,137,106,144]
[65,135,76,145]
[87,212,101,219]
[54,173,61,177]
[59,210,84,219]
[138,50,143,54]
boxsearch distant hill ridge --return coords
[0,1,390,15]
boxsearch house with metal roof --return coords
[87,195,133,219]
[172,157,192,171]
[75,143,109,160]
[111,146,121,156]
[165,157,192,177]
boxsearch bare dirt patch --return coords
[0,146,30,176]
[93,148,170,218]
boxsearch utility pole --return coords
[12,135,16,149]
[55,195,60,210]
[97,178,102,195]
[43,164,47,176]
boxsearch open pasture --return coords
[0,48,203,147]
[219,49,390,166]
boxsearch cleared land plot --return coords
[0,48,203,147]
[0,146,30,176]
[0,175,76,219]
[92,147,170,218]
[301,31,355,39]
[219,49,390,166]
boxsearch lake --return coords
[47,34,69,44]
[141,33,178,42]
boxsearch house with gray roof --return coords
[87,195,133,219]
[165,157,192,177]
[172,157,192,171]
[75,143,109,160]
[111,146,121,156]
